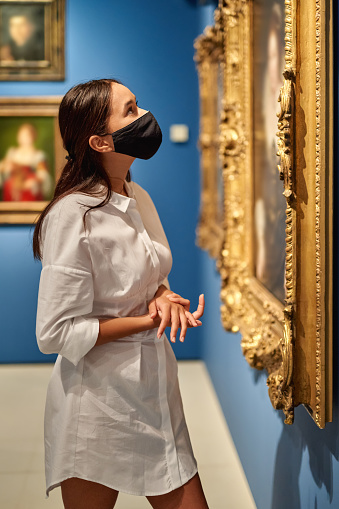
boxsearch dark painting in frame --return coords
[0,0,65,81]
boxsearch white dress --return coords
[36,180,198,497]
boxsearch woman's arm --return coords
[96,287,205,347]
[96,314,160,346]
[95,285,173,346]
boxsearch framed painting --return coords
[0,97,64,223]
[194,10,224,259]
[197,0,333,428]
[0,0,65,81]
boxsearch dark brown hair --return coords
[33,78,130,260]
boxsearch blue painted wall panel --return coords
[0,226,56,362]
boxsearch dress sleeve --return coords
[36,196,99,366]
[161,277,170,290]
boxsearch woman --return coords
[33,79,208,509]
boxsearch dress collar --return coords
[109,180,136,213]
[94,181,135,213]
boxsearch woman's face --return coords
[106,83,147,134]
[17,124,36,147]
[9,15,34,47]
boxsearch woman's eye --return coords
[127,101,138,115]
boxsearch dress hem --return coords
[46,465,199,498]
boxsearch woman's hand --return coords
[166,293,205,327]
[148,286,204,343]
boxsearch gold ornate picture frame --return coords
[0,0,65,81]
[0,97,64,223]
[196,0,333,428]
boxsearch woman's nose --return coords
[138,107,148,118]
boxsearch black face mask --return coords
[107,111,162,160]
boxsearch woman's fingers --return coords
[167,295,190,306]
[179,308,188,342]
[157,305,171,339]
[148,299,158,319]
[166,294,190,311]
[185,310,198,327]
[191,294,205,320]
[170,307,180,343]
[156,295,204,340]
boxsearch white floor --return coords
[0,361,256,509]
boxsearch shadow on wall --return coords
[270,403,339,509]
[249,365,338,509]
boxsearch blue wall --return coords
[0,0,212,362]
[201,3,339,509]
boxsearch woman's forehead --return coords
[111,83,135,106]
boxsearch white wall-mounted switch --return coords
[169,124,189,143]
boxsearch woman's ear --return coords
[89,135,115,154]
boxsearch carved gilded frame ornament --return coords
[194,9,224,258]
[196,0,333,428]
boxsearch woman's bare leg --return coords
[61,477,119,509]
[146,473,209,509]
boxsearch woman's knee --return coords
[61,477,119,509]
[146,473,209,509]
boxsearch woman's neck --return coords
[101,152,134,196]
[108,176,128,196]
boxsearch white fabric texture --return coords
[36,180,198,496]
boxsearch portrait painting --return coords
[0,117,54,203]
[0,97,64,223]
[253,0,286,303]
[0,4,45,63]
[0,0,64,81]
